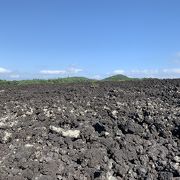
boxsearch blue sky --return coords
[0,0,180,80]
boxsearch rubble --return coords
[0,79,180,179]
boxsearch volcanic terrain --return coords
[0,79,180,180]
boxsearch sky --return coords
[0,0,180,80]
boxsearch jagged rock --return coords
[0,79,180,179]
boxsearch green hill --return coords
[0,75,140,86]
[14,77,93,85]
[103,74,132,81]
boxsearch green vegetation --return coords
[0,74,139,86]
[0,80,10,85]
[103,74,130,81]
[102,74,139,81]
[0,77,93,86]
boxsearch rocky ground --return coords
[0,79,180,180]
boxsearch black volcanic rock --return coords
[0,79,180,179]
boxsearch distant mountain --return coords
[0,75,140,86]
[103,74,132,81]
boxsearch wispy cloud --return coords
[111,69,159,77]
[0,68,21,80]
[40,67,83,75]
[9,74,20,79]
[113,69,125,74]
[175,52,180,58]
[172,51,180,64]
[40,70,67,75]
[91,75,102,80]
[130,69,180,78]
[0,67,11,74]
[162,68,180,74]
[129,68,180,78]
[67,67,83,74]
[129,69,159,75]
[111,68,180,78]
[173,59,180,64]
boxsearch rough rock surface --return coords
[0,79,180,180]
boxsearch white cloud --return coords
[40,70,67,75]
[91,75,102,80]
[130,69,159,75]
[67,67,83,74]
[111,69,159,78]
[40,67,83,75]
[173,59,180,64]
[9,74,20,78]
[125,68,180,78]
[176,52,180,58]
[0,67,11,74]
[113,69,125,74]
[162,68,180,74]
[172,52,180,64]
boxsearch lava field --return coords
[0,79,180,180]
